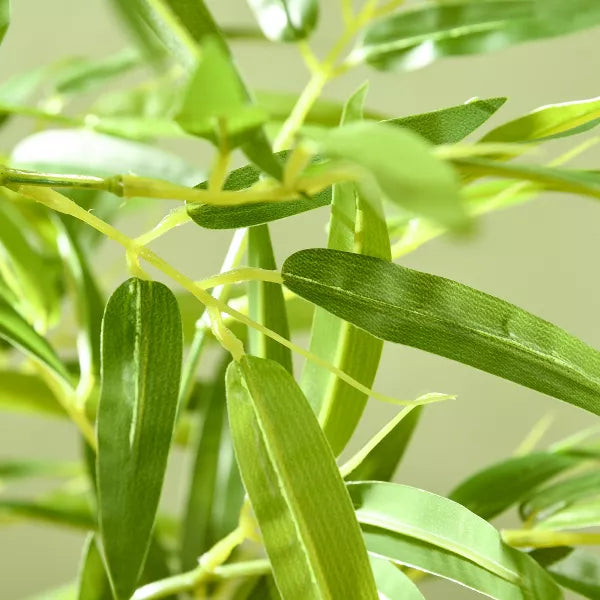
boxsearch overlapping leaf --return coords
[282,248,600,416]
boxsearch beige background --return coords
[1,1,599,598]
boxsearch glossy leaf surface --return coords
[97,278,182,600]
[246,0,318,41]
[226,355,378,600]
[282,248,600,417]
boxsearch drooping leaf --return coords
[246,0,318,42]
[342,406,423,482]
[302,84,390,454]
[226,355,378,600]
[369,556,425,600]
[0,0,8,45]
[306,122,468,230]
[97,278,182,600]
[448,452,581,521]
[180,356,244,570]
[354,0,600,72]
[282,248,600,417]
[349,481,562,599]
[389,97,507,144]
[532,547,600,599]
[77,535,112,600]
[482,96,600,143]
[0,370,64,416]
[247,224,293,372]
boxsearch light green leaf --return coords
[302,84,390,454]
[77,534,112,600]
[26,584,77,600]
[534,497,600,531]
[354,0,600,72]
[520,470,600,523]
[0,0,8,45]
[0,459,80,482]
[282,248,600,417]
[342,406,423,482]
[246,0,318,42]
[482,96,600,143]
[349,481,562,599]
[306,122,468,230]
[449,452,580,520]
[0,370,64,416]
[97,278,182,600]
[532,547,600,599]
[248,224,293,371]
[226,355,378,600]
[180,356,244,570]
[389,97,507,144]
[369,556,425,600]
[0,65,49,128]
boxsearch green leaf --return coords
[520,469,600,523]
[354,0,600,72]
[0,459,80,481]
[247,224,293,371]
[97,278,182,600]
[282,248,600,417]
[533,497,600,530]
[11,128,204,184]
[532,547,600,599]
[0,65,49,129]
[369,556,425,600]
[389,97,507,144]
[342,406,423,482]
[180,356,244,570]
[226,355,378,600]
[306,122,468,230]
[0,0,8,45]
[0,370,64,416]
[349,481,562,599]
[77,534,112,600]
[302,84,390,454]
[482,96,600,143]
[449,452,580,521]
[246,0,318,42]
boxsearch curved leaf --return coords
[246,0,318,42]
[534,497,600,531]
[97,278,182,600]
[369,556,425,600]
[77,534,112,600]
[282,248,600,417]
[226,355,378,600]
[349,481,562,599]
[482,96,600,143]
[0,0,8,45]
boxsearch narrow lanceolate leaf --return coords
[342,406,423,482]
[482,96,600,143]
[248,225,293,372]
[226,356,378,600]
[532,547,600,599]
[389,97,507,145]
[77,535,112,600]
[349,481,562,599]
[0,459,79,482]
[246,0,318,42]
[180,356,244,570]
[449,452,580,521]
[303,84,390,455]
[307,122,468,230]
[282,248,600,417]
[97,278,182,600]
[0,0,8,45]
[369,556,425,600]
[354,0,600,72]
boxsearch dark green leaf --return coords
[302,84,390,454]
[389,97,507,144]
[355,0,600,72]
[282,248,600,417]
[97,278,182,600]
[369,556,425,600]
[246,0,318,42]
[482,96,600,143]
[77,535,112,600]
[342,406,423,482]
[0,370,64,416]
[307,122,468,230]
[449,452,580,520]
[532,547,600,599]
[247,224,293,371]
[226,355,378,600]
[349,481,562,599]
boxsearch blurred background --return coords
[1,1,599,598]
